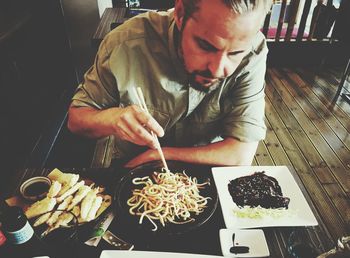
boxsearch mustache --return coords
[193,69,225,81]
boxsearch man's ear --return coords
[174,0,185,30]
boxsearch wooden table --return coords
[1,164,337,258]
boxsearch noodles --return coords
[127,168,210,231]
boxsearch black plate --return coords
[113,161,218,236]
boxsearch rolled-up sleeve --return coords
[222,36,268,142]
[71,37,120,110]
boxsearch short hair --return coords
[182,0,273,19]
[227,0,272,15]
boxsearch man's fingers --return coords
[115,105,163,148]
[118,109,158,148]
[130,123,158,148]
[136,110,164,138]
[118,122,156,147]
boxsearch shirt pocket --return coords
[177,117,222,146]
[191,92,234,124]
[148,107,170,131]
[181,93,237,145]
[120,100,171,131]
[179,105,225,146]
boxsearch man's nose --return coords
[207,54,233,79]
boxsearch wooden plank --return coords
[276,0,288,41]
[274,69,350,157]
[316,67,347,92]
[267,73,333,181]
[322,67,349,92]
[323,183,350,224]
[296,0,312,41]
[265,85,312,173]
[321,77,350,115]
[265,76,347,239]
[265,94,346,239]
[252,157,258,166]
[296,68,350,118]
[266,84,333,185]
[285,0,300,41]
[271,69,350,192]
[255,140,275,165]
[264,117,292,166]
[273,69,350,222]
[281,69,350,153]
[314,67,350,119]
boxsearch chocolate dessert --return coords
[228,171,290,209]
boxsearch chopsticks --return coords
[132,87,169,171]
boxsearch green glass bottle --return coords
[0,200,48,258]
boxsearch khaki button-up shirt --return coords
[71,10,267,160]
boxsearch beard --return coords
[188,74,210,92]
[188,70,222,92]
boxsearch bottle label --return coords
[6,221,34,244]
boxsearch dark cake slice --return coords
[228,171,290,209]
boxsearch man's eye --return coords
[228,51,245,58]
[197,39,216,52]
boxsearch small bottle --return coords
[2,205,34,245]
[0,229,6,246]
[0,200,48,258]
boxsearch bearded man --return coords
[68,0,272,168]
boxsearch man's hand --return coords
[108,105,164,149]
[68,105,164,149]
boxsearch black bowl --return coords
[113,160,218,236]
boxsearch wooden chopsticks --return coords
[132,87,169,171]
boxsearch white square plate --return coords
[219,229,269,257]
[212,166,318,228]
[100,251,222,258]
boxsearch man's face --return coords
[175,0,265,91]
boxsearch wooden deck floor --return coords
[254,66,350,240]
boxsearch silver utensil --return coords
[102,230,134,250]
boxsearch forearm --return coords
[67,106,119,138]
[126,137,258,167]
[162,138,258,166]
[68,105,164,149]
